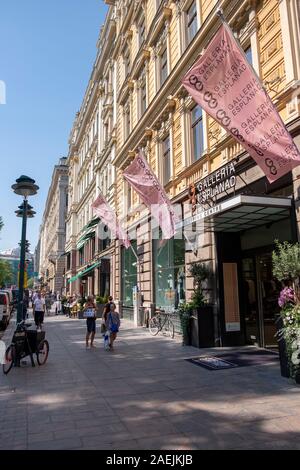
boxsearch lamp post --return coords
[12,176,39,324]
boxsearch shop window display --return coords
[153,234,186,311]
[121,241,137,307]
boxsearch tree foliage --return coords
[27,277,34,289]
[0,217,13,286]
[0,259,13,287]
[188,262,212,308]
[272,240,300,282]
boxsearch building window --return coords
[91,235,96,258]
[186,1,198,45]
[138,67,147,118]
[153,234,186,310]
[79,247,84,266]
[245,45,253,65]
[162,135,171,184]
[124,102,131,140]
[122,240,137,308]
[138,16,146,47]
[98,224,111,252]
[124,46,130,78]
[141,81,147,115]
[191,105,204,161]
[160,47,168,86]
[127,183,132,212]
[66,253,71,271]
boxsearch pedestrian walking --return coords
[104,296,114,312]
[33,292,46,330]
[32,290,38,308]
[105,303,120,351]
[102,297,113,350]
[55,293,62,315]
[22,292,29,321]
[83,295,97,349]
[45,294,52,316]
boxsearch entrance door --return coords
[242,253,281,348]
[256,253,281,347]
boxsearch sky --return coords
[0,0,108,253]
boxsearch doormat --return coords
[186,356,239,370]
[186,350,279,371]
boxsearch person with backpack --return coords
[104,303,120,351]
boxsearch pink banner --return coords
[91,194,131,249]
[123,154,178,239]
[182,24,300,183]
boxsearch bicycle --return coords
[3,320,49,375]
[149,310,175,339]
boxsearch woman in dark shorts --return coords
[84,296,97,349]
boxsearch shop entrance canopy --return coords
[176,195,292,233]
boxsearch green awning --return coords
[76,230,95,249]
[78,261,101,278]
[86,217,100,229]
[68,274,79,284]
[68,261,101,284]
[80,217,100,234]
[76,240,86,250]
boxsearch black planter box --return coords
[190,306,215,348]
[275,314,290,378]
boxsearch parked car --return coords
[12,289,19,306]
[0,292,10,329]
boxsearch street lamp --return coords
[12,176,39,324]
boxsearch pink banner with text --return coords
[182,24,300,183]
[123,154,178,239]
[91,194,131,249]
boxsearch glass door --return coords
[242,257,260,346]
[256,253,281,348]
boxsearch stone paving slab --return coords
[0,313,300,450]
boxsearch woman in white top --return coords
[55,293,62,315]
[33,292,46,329]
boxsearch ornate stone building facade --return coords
[39,158,69,293]
[65,0,300,347]
[65,8,117,298]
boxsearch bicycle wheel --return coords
[149,315,161,336]
[3,345,15,375]
[167,319,175,339]
[36,340,49,366]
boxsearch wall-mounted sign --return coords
[223,263,241,333]
[196,162,236,204]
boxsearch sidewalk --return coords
[0,313,300,450]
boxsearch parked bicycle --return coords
[3,320,49,375]
[149,309,175,338]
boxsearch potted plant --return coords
[95,295,108,318]
[178,303,192,346]
[188,262,215,348]
[272,241,300,383]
